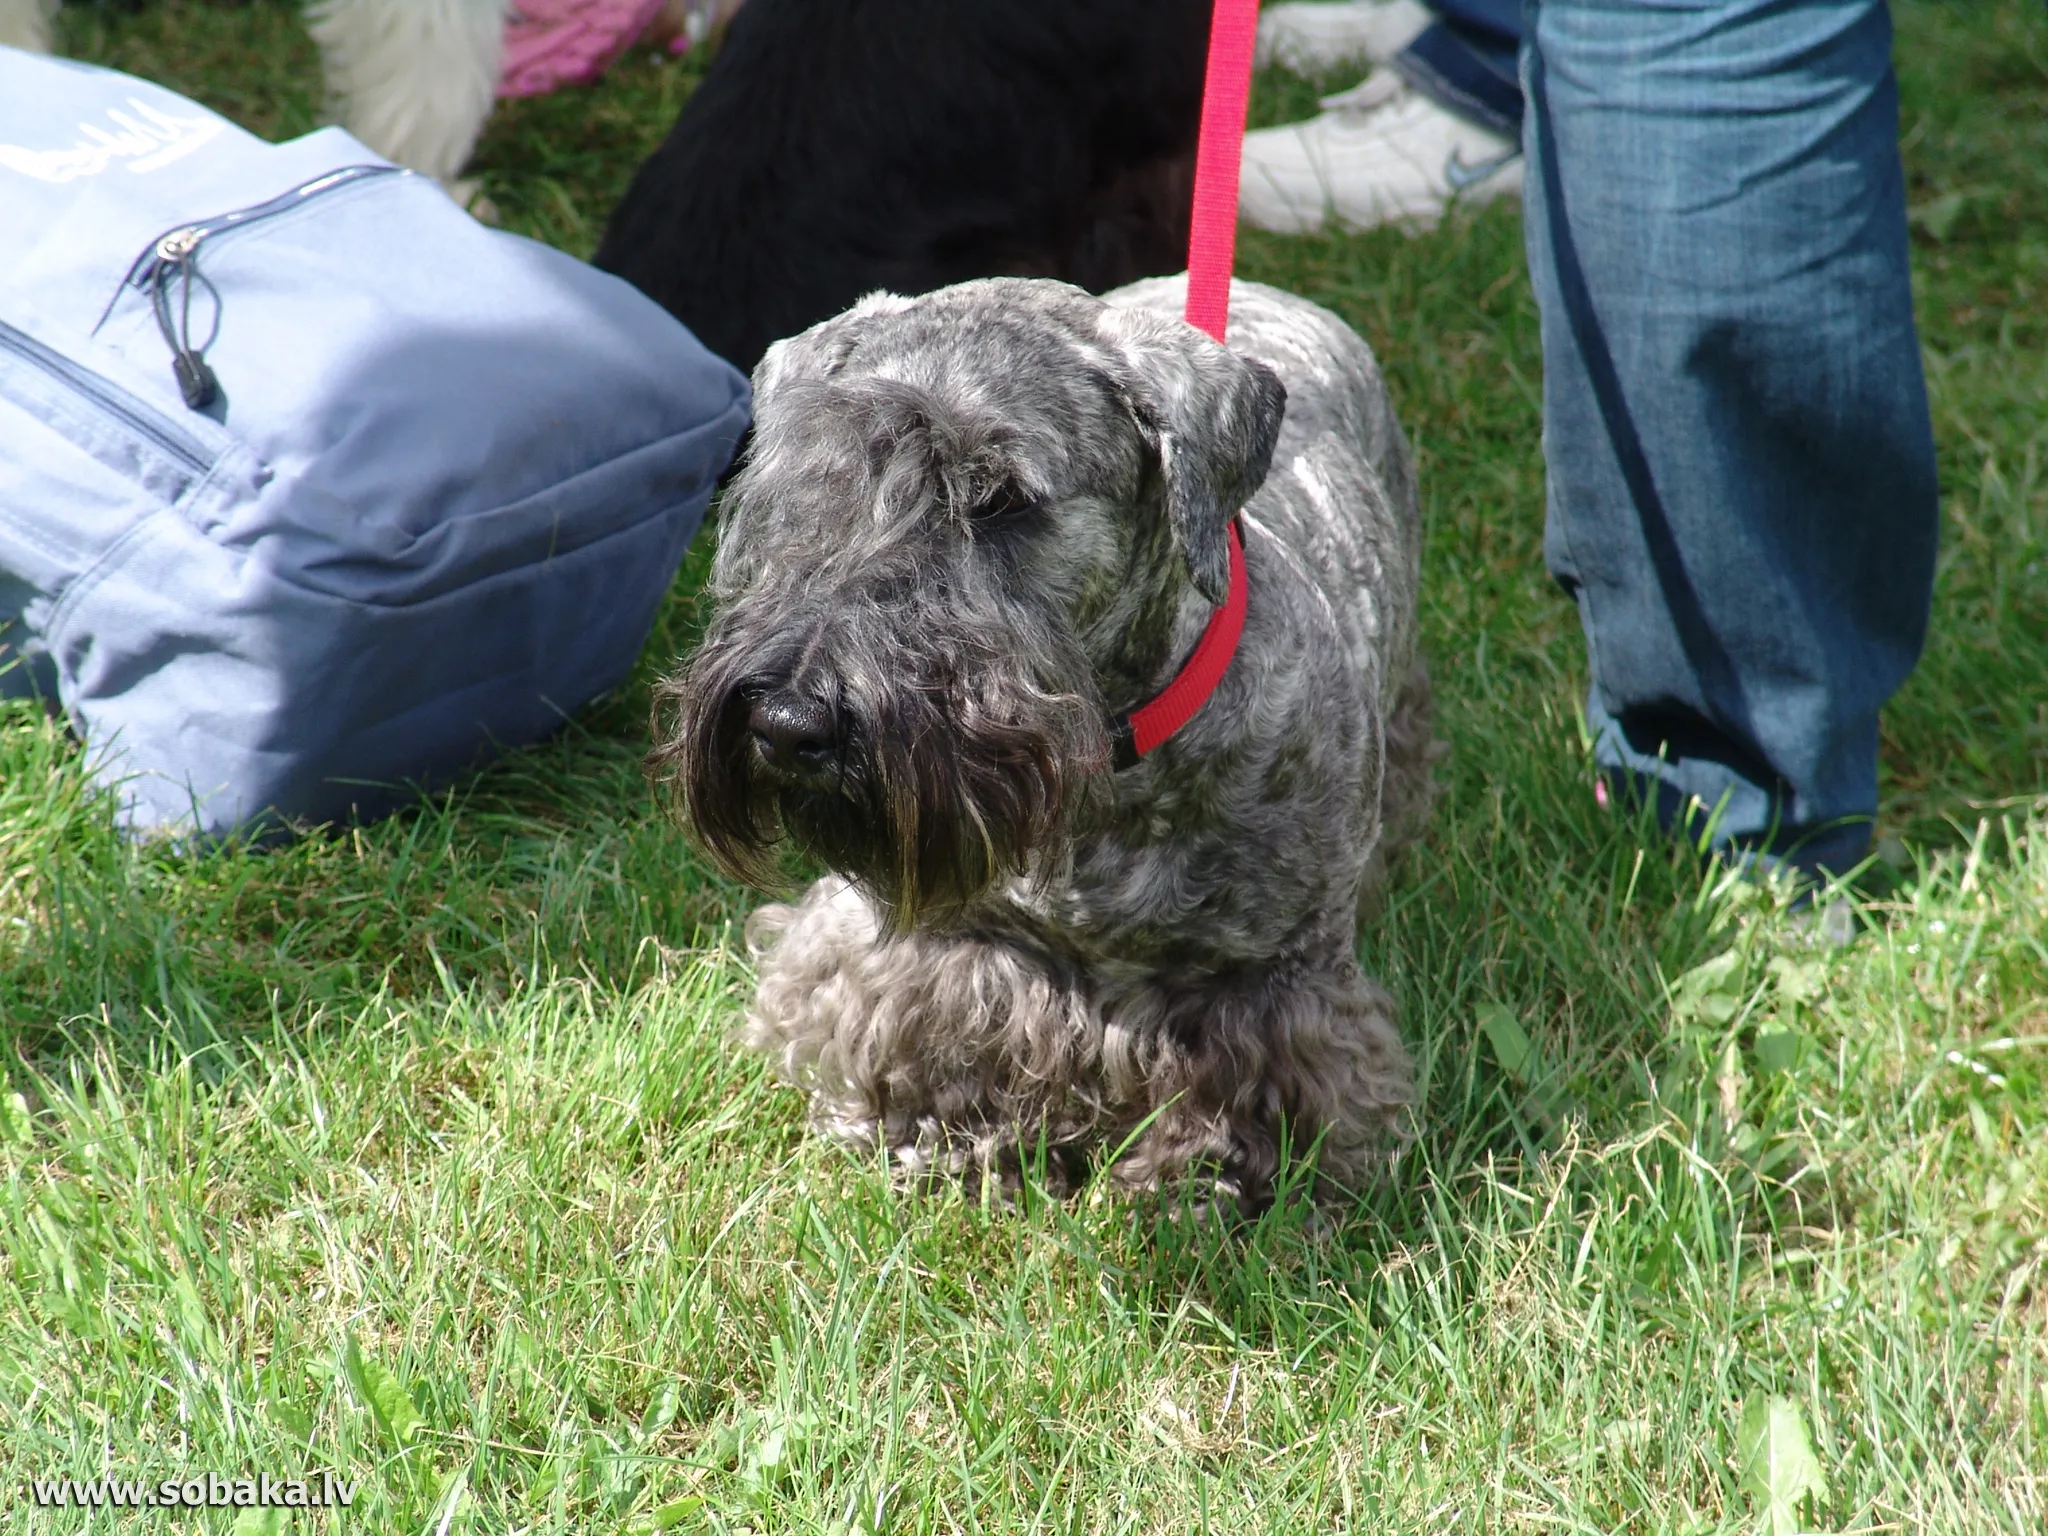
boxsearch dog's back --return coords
[595,0,1210,373]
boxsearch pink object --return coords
[1183,0,1260,342]
[498,0,671,100]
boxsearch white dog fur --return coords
[0,0,511,186]
[306,0,508,185]
[0,0,56,53]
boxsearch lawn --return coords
[3,2,2045,1531]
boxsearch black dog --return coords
[594,0,1212,375]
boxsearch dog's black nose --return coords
[748,691,842,779]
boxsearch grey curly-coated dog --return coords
[651,272,1435,1208]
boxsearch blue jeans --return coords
[1520,0,1939,875]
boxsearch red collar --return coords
[1110,518,1248,770]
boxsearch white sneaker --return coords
[1254,0,1433,75]
[1238,75,1523,235]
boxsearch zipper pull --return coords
[149,228,219,411]
[172,350,218,410]
[157,227,200,264]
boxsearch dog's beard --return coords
[650,615,1110,930]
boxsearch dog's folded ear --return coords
[1096,305,1288,605]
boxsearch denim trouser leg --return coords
[1520,0,1939,874]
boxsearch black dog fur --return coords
[594,0,1212,375]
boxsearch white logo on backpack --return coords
[0,98,222,183]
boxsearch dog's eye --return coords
[969,482,1040,527]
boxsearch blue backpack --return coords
[0,49,750,837]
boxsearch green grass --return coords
[4,2,2045,1531]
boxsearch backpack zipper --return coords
[113,163,409,411]
[0,316,212,476]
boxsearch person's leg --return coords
[1521,0,1938,877]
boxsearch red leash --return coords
[1110,0,1261,767]
[1183,0,1261,342]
